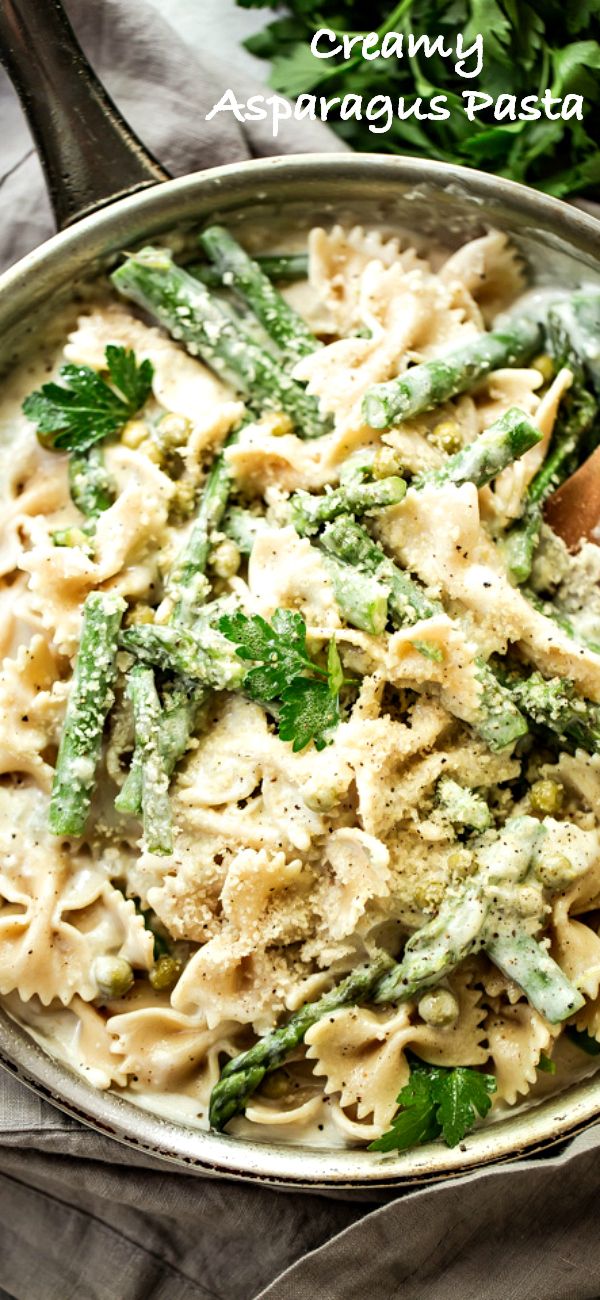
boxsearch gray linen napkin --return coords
[1,3,600,1298]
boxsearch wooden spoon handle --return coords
[544,445,600,551]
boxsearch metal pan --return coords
[1,0,600,1188]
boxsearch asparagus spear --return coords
[189,252,309,289]
[293,411,536,551]
[53,447,116,550]
[548,294,600,397]
[209,951,395,1130]
[116,681,205,816]
[373,882,486,1004]
[120,623,244,691]
[320,516,527,748]
[372,815,543,1006]
[119,430,238,817]
[290,476,407,537]
[322,553,389,636]
[114,745,144,817]
[198,226,317,365]
[415,408,541,490]
[374,923,583,1024]
[167,437,235,625]
[320,515,439,626]
[210,915,578,1128]
[507,669,600,755]
[503,372,597,584]
[362,318,542,430]
[159,680,206,769]
[373,815,583,1018]
[486,932,584,1022]
[124,665,173,855]
[289,415,536,653]
[49,591,126,836]
[223,504,390,635]
[111,248,329,439]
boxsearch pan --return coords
[1,0,600,1188]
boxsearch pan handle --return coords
[0,0,170,230]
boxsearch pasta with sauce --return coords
[1,222,600,1151]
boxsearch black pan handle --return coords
[0,0,170,230]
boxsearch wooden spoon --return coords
[544,445,600,551]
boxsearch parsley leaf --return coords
[432,1066,495,1146]
[219,608,351,750]
[104,344,154,412]
[279,677,340,751]
[218,608,315,700]
[23,345,153,452]
[369,1072,440,1152]
[369,1064,496,1153]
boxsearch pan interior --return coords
[0,155,599,1184]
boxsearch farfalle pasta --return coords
[1,221,600,1153]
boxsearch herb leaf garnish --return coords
[369,1064,496,1152]
[23,345,153,452]
[219,608,350,750]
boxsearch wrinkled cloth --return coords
[1,3,600,1299]
[2,1067,600,1300]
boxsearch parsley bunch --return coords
[369,1062,496,1151]
[239,0,600,199]
[219,607,350,750]
[23,345,154,452]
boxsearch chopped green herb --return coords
[537,1052,557,1074]
[412,640,444,663]
[219,608,312,701]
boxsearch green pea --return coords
[94,955,134,999]
[418,988,460,1026]
[429,419,462,454]
[371,446,404,480]
[260,1069,291,1100]
[529,778,564,815]
[149,954,182,991]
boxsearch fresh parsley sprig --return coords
[23,344,154,452]
[219,608,352,751]
[369,1063,496,1152]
